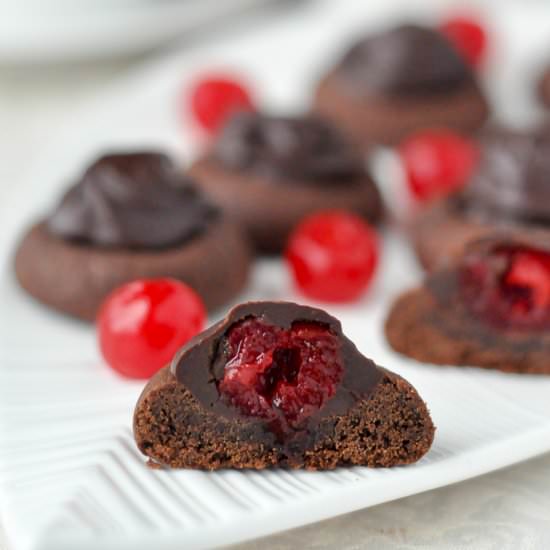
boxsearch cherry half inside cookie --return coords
[218,318,344,431]
[460,245,550,329]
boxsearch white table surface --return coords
[1,2,549,549]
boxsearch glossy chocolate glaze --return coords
[456,129,550,226]
[48,152,218,249]
[213,112,365,183]
[171,302,383,454]
[336,24,472,98]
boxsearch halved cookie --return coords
[134,301,435,470]
[386,235,550,374]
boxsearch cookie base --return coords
[14,219,251,320]
[314,73,489,147]
[133,366,435,470]
[189,158,383,254]
[386,287,550,375]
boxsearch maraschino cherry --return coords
[461,246,550,329]
[286,211,379,302]
[98,278,206,379]
[219,318,343,429]
[400,129,478,202]
[440,16,487,68]
[189,75,254,134]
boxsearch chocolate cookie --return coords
[313,24,489,147]
[189,113,383,253]
[411,127,550,271]
[386,235,550,374]
[14,152,251,320]
[134,301,435,470]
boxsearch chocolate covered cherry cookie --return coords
[189,112,383,253]
[386,235,550,374]
[14,152,251,320]
[411,127,550,271]
[314,24,489,147]
[134,301,435,470]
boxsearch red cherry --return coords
[189,75,254,134]
[98,279,206,379]
[461,246,550,329]
[505,251,550,311]
[285,211,379,303]
[219,318,343,430]
[440,16,487,68]
[400,130,478,202]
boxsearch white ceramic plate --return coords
[2,2,550,549]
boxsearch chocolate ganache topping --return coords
[213,112,365,183]
[337,24,472,97]
[171,301,382,444]
[48,152,218,249]
[458,129,550,225]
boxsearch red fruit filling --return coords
[218,318,344,430]
[460,246,550,329]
